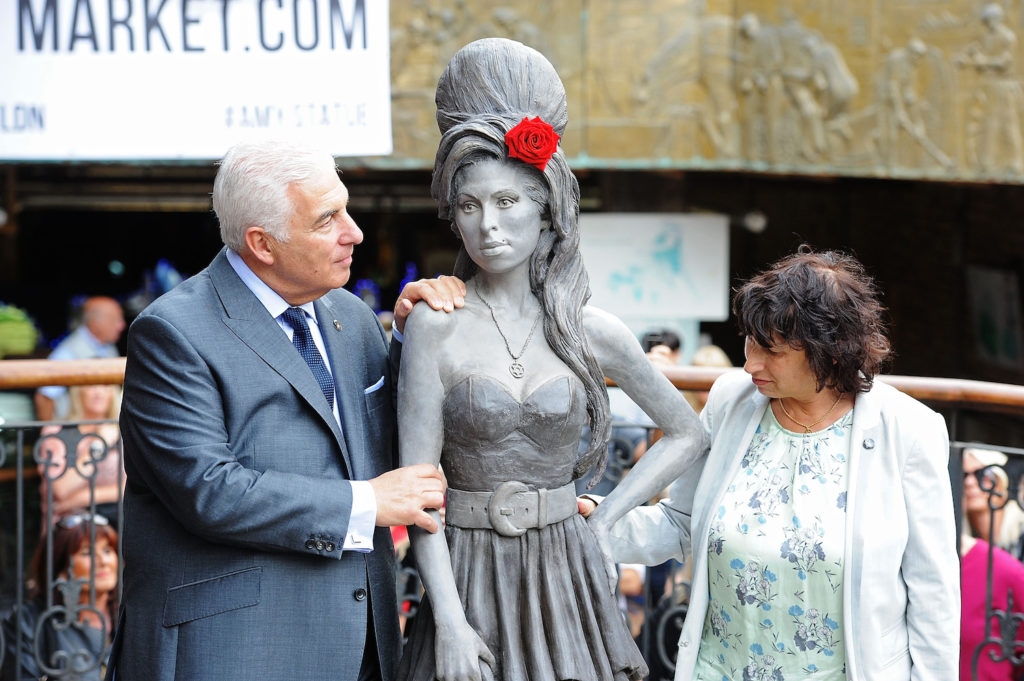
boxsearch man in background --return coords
[34,296,125,421]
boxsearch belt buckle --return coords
[488,480,530,537]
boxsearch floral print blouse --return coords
[693,405,854,681]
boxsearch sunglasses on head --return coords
[965,465,1005,490]
[56,512,110,530]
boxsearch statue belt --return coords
[445,480,578,538]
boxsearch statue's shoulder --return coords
[582,305,634,342]
[405,300,467,342]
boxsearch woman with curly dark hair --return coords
[587,245,960,681]
[2,510,119,680]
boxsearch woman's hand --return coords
[577,496,597,518]
[435,620,496,681]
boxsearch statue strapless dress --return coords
[397,373,648,681]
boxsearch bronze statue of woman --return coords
[396,37,706,681]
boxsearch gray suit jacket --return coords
[107,248,401,681]
[610,369,960,681]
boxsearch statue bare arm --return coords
[583,307,709,531]
[397,305,496,681]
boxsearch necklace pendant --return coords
[509,361,525,379]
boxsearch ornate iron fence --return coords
[1,359,1024,679]
[0,418,121,680]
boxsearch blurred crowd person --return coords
[640,328,683,366]
[631,329,685,456]
[960,448,1024,681]
[682,343,733,413]
[1,510,119,681]
[963,447,1024,561]
[37,385,124,528]
[34,297,125,421]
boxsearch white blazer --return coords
[609,369,960,681]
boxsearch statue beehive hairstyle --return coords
[434,37,568,137]
[430,37,613,488]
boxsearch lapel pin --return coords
[333,320,342,331]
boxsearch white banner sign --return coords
[0,0,392,160]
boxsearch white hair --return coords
[212,139,338,252]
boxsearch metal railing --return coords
[2,358,1024,679]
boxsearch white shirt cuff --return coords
[344,480,376,553]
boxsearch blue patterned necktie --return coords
[282,307,336,410]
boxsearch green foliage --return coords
[0,304,40,358]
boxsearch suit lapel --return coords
[208,250,353,474]
[315,297,371,479]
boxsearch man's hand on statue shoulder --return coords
[393,276,466,334]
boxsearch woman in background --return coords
[963,447,1024,560]
[37,384,123,528]
[682,344,733,414]
[960,448,1024,681]
[2,510,119,681]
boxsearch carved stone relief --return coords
[387,1,1024,183]
[389,1,571,163]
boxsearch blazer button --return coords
[863,438,875,450]
[305,539,316,550]
[354,588,367,602]
[315,540,326,551]
[324,542,336,552]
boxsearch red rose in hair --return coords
[504,116,560,172]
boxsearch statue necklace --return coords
[777,393,843,434]
[475,286,542,379]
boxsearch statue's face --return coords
[452,158,548,275]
